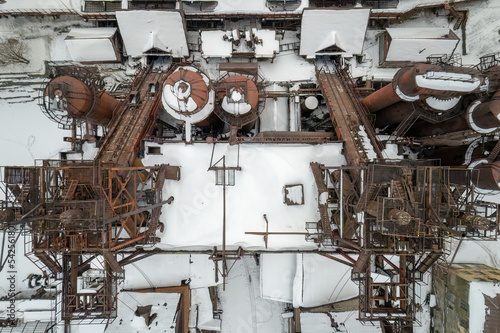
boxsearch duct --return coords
[374,96,463,128]
[362,64,483,113]
[407,115,469,137]
[450,160,500,191]
[44,75,122,126]
[467,90,500,134]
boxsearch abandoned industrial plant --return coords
[2,0,500,332]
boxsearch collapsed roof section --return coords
[65,27,120,63]
[116,10,189,58]
[299,8,370,59]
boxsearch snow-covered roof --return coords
[66,27,116,39]
[293,254,359,308]
[65,28,118,62]
[300,8,370,58]
[386,27,458,39]
[201,31,232,58]
[254,29,279,58]
[469,281,500,333]
[261,253,295,302]
[201,29,279,58]
[384,28,459,63]
[142,142,345,250]
[116,10,189,58]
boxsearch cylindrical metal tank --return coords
[215,75,261,131]
[362,64,483,113]
[161,66,217,142]
[260,84,289,132]
[301,96,319,116]
[44,75,121,126]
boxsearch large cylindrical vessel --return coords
[362,64,483,113]
[161,66,217,142]
[215,75,262,131]
[260,84,289,132]
[44,75,121,126]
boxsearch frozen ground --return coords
[220,256,286,333]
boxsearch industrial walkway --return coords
[317,68,383,166]
[97,65,168,166]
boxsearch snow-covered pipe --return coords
[362,64,483,113]
[467,90,500,134]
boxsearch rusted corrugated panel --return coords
[484,294,500,333]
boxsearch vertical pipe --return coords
[359,169,364,248]
[340,170,344,239]
[222,156,226,291]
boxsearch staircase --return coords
[444,0,468,30]
[25,251,62,275]
[388,108,420,142]
[60,179,77,201]
[0,320,53,333]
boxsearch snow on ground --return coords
[105,292,180,333]
[0,0,80,12]
[456,0,500,65]
[143,142,345,250]
[0,38,49,75]
[220,256,286,333]
[450,237,500,270]
[261,253,295,303]
[191,287,220,330]
[300,311,382,332]
[0,99,70,165]
[293,254,359,308]
[0,15,93,71]
[122,254,218,290]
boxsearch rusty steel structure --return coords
[0,160,178,327]
[362,64,483,113]
[309,159,498,329]
[161,65,219,142]
[97,65,169,166]
[42,67,122,129]
[317,65,383,166]
[0,63,183,331]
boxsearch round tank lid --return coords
[304,96,319,110]
[163,69,210,115]
[218,75,259,116]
